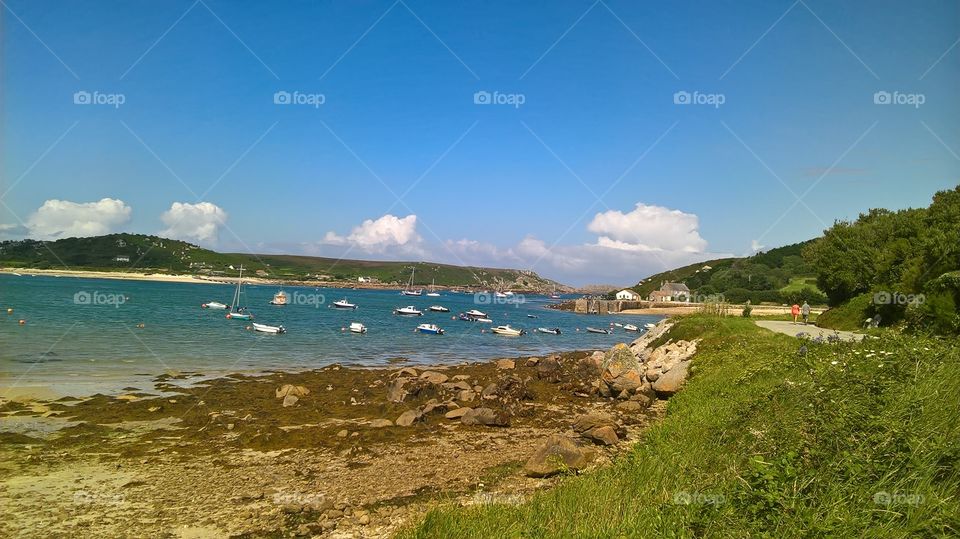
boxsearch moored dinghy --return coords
[348,322,367,334]
[536,327,561,335]
[586,327,610,334]
[202,301,229,310]
[394,306,423,316]
[333,298,358,309]
[252,322,285,334]
[428,305,450,312]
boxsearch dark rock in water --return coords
[460,407,510,427]
[524,435,596,477]
[652,360,690,397]
[395,409,423,427]
[536,355,562,382]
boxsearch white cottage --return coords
[615,289,641,301]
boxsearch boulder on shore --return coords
[537,355,562,382]
[495,358,516,370]
[572,412,624,445]
[395,409,423,427]
[460,407,510,427]
[419,371,449,385]
[524,435,596,477]
[651,360,691,397]
[444,407,472,419]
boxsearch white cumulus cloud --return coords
[160,202,228,245]
[323,214,422,254]
[24,198,132,239]
[587,203,707,253]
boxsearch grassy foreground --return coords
[404,316,960,537]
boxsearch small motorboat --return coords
[202,301,229,310]
[429,305,450,312]
[348,322,367,334]
[394,306,423,316]
[494,291,508,299]
[416,323,444,335]
[226,311,254,320]
[333,298,358,309]
[536,327,561,335]
[527,314,538,318]
[475,318,493,323]
[623,324,640,332]
[644,323,656,330]
[586,327,610,334]
[269,290,288,305]
[491,325,525,336]
[252,322,285,334]
[458,313,474,321]
[464,309,487,318]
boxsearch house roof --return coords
[649,290,671,299]
[661,282,690,293]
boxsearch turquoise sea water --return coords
[0,274,661,395]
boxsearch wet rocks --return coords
[524,435,596,477]
[536,355,562,382]
[395,409,423,427]
[386,378,407,403]
[460,407,510,427]
[444,407,472,419]
[420,371,449,384]
[276,384,309,399]
[572,412,624,445]
[495,358,516,370]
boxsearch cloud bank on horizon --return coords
[2,197,724,286]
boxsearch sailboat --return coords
[225,266,254,320]
[401,267,422,296]
[426,278,440,297]
[269,289,288,305]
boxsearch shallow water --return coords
[0,274,661,395]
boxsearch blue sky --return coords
[2,0,958,285]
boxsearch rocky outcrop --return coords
[572,412,624,445]
[395,409,423,427]
[524,435,596,477]
[536,355,562,382]
[461,407,510,427]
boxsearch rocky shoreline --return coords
[1,321,699,538]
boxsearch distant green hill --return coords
[619,240,827,305]
[0,233,567,291]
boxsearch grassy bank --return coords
[404,316,960,537]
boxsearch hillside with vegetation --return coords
[805,185,960,334]
[0,233,567,291]
[619,240,827,305]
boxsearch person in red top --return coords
[791,303,800,324]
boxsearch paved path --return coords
[754,320,865,342]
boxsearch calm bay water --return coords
[0,274,661,396]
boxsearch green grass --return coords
[780,276,823,295]
[402,315,960,538]
[816,293,875,331]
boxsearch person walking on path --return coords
[801,301,811,324]
[791,303,800,324]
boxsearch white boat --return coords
[394,305,423,316]
[586,327,610,334]
[226,266,253,320]
[401,267,422,296]
[623,324,640,332]
[269,290,288,305]
[252,322,285,334]
[202,301,229,310]
[491,325,525,336]
[349,322,367,334]
[475,318,493,323]
[464,309,487,318]
[426,278,441,297]
[11,272,22,277]
[429,305,450,312]
[644,323,656,330]
[494,291,508,299]
[536,327,561,335]
[416,323,444,335]
[333,298,357,309]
